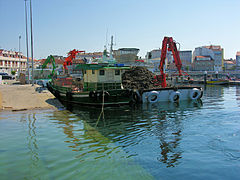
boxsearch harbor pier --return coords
[0,81,63,111]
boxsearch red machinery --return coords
[63,49,85,70]
[157,36,188,88]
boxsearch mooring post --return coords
[204,71,207,84]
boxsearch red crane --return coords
[63,49,85,70]
[157,36,188,88]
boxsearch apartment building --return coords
[76,52,103,60]
[192,56,214,71]
[0,49,27,75]
[224,59,235,70]
[179,50,192,71]
[236,51,240,69]
[113,48,140,64]
[193,45,223,71]
[146,49,173,72]
[146,49,192,71]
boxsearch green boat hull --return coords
[47,82,133,107]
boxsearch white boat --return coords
[133,86,203,103]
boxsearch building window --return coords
[92,70,95,74]
[99,70,105,76]
[115,69,120,75]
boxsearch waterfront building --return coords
[224,59,235,70]
[76,52,103,62]
[146,49,173,72]
[193,45,224,71]
[0,49,27,75]
[192,56,214,71]
[236,52,240,69]
[179,50,192,63]
[113,48,140,64]
[179,50,192,71]
[146,49,192,72]
[38,56,64,69]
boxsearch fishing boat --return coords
[206,79,229,85]
[48,68,203,106]
[47,63,135,107]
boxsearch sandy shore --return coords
[0,81,64,111]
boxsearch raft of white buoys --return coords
[141,87,203,103]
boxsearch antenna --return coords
[109,35,113,59]
[105,28,108,47]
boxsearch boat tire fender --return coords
[189,88,201,100]
[104,91,110,97]
[133,91,142,103]
[100,91,110,100]
[169,91,181,102]
[147,91,159,103]
[96,91,110,100]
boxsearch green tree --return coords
[11,71,16,75]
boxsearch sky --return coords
[0,0,240,60]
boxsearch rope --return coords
[95,85,105,127]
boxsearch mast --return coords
[109,35,113,59]
[30,0,34,86]
[24,0,30,83]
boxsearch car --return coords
[0,73,14,80]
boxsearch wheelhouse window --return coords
[115,69,120,75]
[99,70,105,75]
[92,70,95,74]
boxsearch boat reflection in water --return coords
[64,99,203,168]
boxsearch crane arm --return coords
[158,37,185,88]
[41,55,56,77]
[168,37,182,76]
[63,49,85,70]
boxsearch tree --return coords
[11,71,16,75]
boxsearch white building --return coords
[113,48,140,64]
[146,49,173,72]
[179,50,192,64]
[76,52,103,60]
[236,51,240,69]
[0,49,27,75]
[146,49,192,72]
[193,45,223,71]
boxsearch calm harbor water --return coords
[1,85,240,180]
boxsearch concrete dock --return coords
[0,81,63,111]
